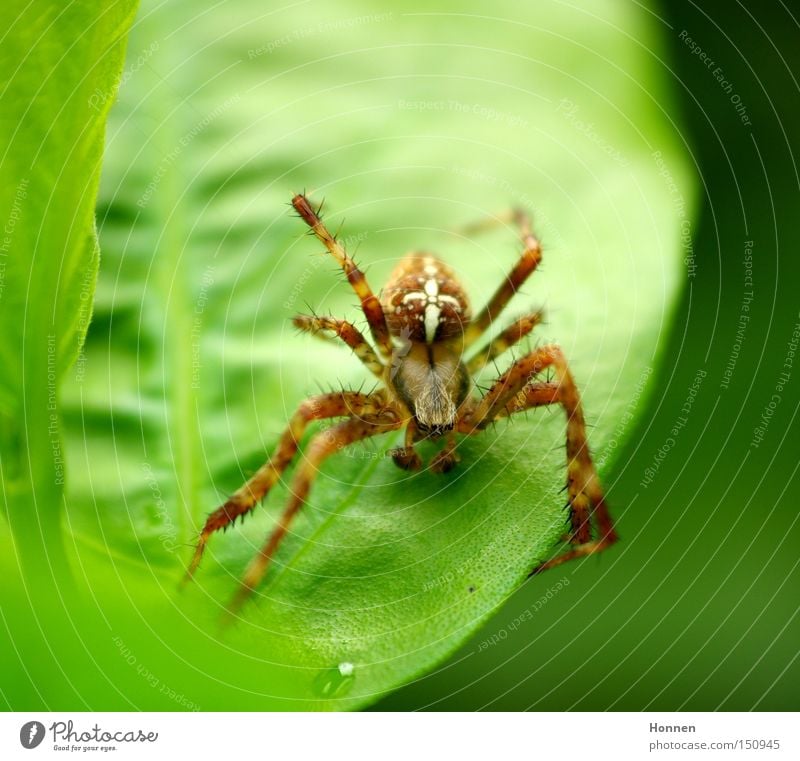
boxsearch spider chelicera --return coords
[187,193,617,612]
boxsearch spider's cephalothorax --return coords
[186,193,617,613]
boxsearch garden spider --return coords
[187,193,617,612]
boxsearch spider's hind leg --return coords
[230,413,402,613]
[185,390,393,581]
[460,346,617,573]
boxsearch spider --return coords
[186,193,617,612]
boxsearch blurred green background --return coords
[1,0,798,711]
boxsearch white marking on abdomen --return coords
[424,278,438,297]
[438,294,461,308]
[401,276,462,342]
[424,302,441,342]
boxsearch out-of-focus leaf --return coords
[0,0,139,569]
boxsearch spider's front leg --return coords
[459,345,617,572]
[230,413,402,614]
[462,207,542,348]
[292,193,394,360]
[185,390,393,581]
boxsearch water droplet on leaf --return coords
[313,661,356,698]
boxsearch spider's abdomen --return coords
[381,254,471,344]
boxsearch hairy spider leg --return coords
[292,193,394,359]
[293,314,385,378]
[463,208,542,347]
[229,413,403,613]
[467,310,544,374]
[494,380,560,418]
[458,345,617,560]
[185,391,393,580]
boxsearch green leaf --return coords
[4,0,695,710]
[0,1,139,573]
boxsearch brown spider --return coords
[186,193,617,612]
